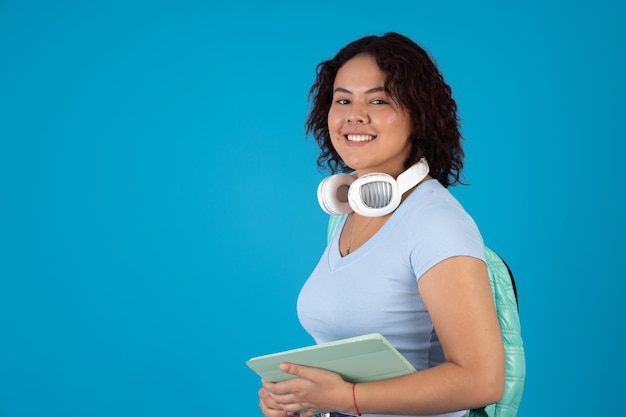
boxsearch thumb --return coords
[279,362,311,379]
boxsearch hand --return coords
[259,362,352,417]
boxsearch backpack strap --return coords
[327,214,345,245]
[325,216,525,417]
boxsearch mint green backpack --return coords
[326,215,525,417]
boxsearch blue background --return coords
[1,1,624,416]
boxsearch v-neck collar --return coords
[326,180,433,270]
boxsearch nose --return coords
[347,106,368,124]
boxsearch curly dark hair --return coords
[305,32,464,188]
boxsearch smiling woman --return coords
[255,32,506,417]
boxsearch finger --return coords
[262,379,288,396]
[262,386,301,411]
[262,375,302,396]
[259,392,291,417]
[259,387,282,408]
[260,402,291,417]
[278,362,316,380]
[260,386,291,413]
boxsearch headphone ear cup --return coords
[348,173,399,217]
[317,173,355,215]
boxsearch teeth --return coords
[347,134,374,142]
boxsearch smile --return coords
[346,134,375,142]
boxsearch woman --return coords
[258,32,504,417]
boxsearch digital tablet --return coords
[246,333,416,383]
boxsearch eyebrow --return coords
[333,86,385,95]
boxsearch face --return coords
[328,54,413,177]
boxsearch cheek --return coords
[329,132,342,148]
[387,115,413,141]
[327,108,343,130]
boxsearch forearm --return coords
[350,362,503,416]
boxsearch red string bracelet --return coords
[352,383,362,416]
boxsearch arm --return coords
[353,255,505,415]
[261,256,505,416]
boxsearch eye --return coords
[371,99,387,105]
[335,98,350,105]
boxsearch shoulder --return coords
[394,180,486,278]
[402,180,479,233]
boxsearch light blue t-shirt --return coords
[297,179,484,417]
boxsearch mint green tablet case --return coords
[246,333,416,383]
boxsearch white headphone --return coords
[317,157,430,217]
